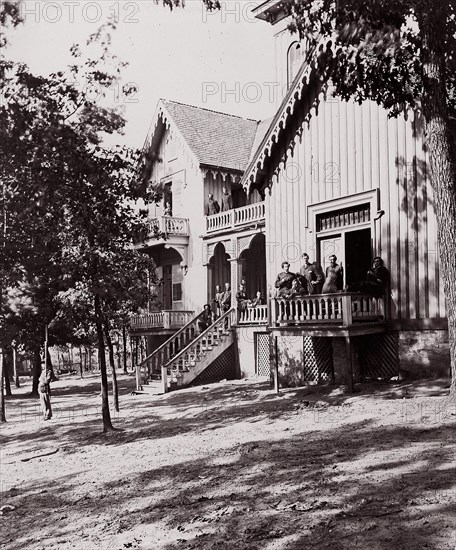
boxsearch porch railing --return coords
[148,216,190,237]
[206,202,265,233]
[130,310,194,331]
[238,305,268,325]
[270,293,384,327]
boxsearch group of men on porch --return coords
[275,253,389,299]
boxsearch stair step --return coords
[140,382,163,394]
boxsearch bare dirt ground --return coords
[1,372,456,550]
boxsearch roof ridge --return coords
[161,98,261,124]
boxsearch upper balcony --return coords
[206,202,265,235]
[148,216,189,238]
[142,216,190,248]
[130,310,194,334]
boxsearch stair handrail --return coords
[138,310,202,369]
[136,310,203,389]
[163,307,236,369]
[160,307,236,392]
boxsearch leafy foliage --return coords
[278,0,456,117]
[0,3,166,424]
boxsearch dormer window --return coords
[287,41,306,88]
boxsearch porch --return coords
[236,293,385,329]
[130,310,194,336]
[206,202,265,234]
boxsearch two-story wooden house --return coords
[132,2,450,393]
[131,99,271,390]
[241,0,450,388]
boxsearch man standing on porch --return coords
[221,282,231,312]
[322,255,344,293]
[221,186,233,211]
[214,284,223,318]
[206,193,220,215]
[299,253,324,295]
[275,261,296,297]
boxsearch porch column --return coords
[206,263,214,304]
[229,258,242,308]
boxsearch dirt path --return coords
[1,373,455,549]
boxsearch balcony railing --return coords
[206,202,265,234]
[270,293,384,327]
[238,305,268,325]
[130,310,194,331]
[148,216,189,237]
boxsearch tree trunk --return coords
[122,325,128,374]
[46,348,57,382]
[0,349,6,422]
[79,345,83,378]
[94,295,114,432]
[31,348,41,396]
[4,351,12,397]
[104,322,119,413]
[418,4,456,394]
[13,346,19,388]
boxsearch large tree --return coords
[0,6,160,428]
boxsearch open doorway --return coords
[318,228,372,288]
[345,229,372,286]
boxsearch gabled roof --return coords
[145,99,265,174]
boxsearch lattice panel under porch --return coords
[255,333,271,377]
[303,336,334,382]
[357,333,399,381]
[191,344,236,385]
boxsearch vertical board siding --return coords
[397,113,408,318]
[267,91,444,321]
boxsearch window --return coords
[172,283,182,302]
[287,41,306,87]
[316,203,371,232]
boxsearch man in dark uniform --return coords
[206,193,220,215]
[299,253,324,295]
[275,261,296,297]
[221,186,233,212]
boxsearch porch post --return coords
[344,335,355,394]
[272,335,280,393]
[229,257,241,309]
[163,311,170,329]
[161,364,168,393]
[136,361,142,391]
[207,263,214,305]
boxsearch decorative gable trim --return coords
[241,44,327,194]
[143,100,201,176]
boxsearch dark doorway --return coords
[232,185,246,209]
[209,243,231,301]
[344,229,372,286]
[163,264,172,309]
[163,182,172,213]
[240,233,266,300]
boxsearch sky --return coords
[6,0,278,148]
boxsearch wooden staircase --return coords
[136,308,236,393]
